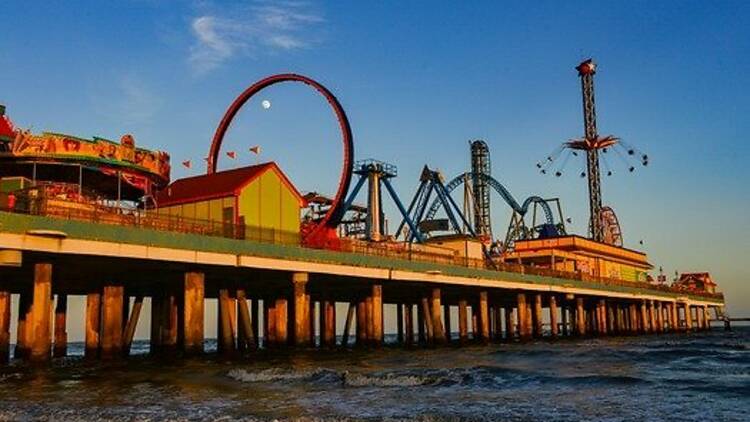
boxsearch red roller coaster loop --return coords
[208,73,354,248]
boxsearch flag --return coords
[249,145,261,155]
[226,151,236,159]
[181,160,191,169]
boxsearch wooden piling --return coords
[431,288,446,344]
[264,299,276,348]
[183,272,205,355]
[162,293,179,354]
[444,303,452,342]
[27,263,53,362]
[549,296,558,338]
[341,302,355,347]
[404,304,414,346]
[372,285,383,345]
[533,294,543,337]
[576,298,586,336]
[149,294,162,354]
[218,289,236,354]
[122,295,143,355]
[683,303,692,331]
[292,272,309,347]
[478,291,490,343]
[639,301,648,334]
[561,306,568,336]
[416,301,427,345]
[100,285,124,359]
[518,293,531,340]
[275,298,288,345]
[322,299,336,347]
[0,290,10,364]
[396,303,404,344]
[14,289,31,359]
[85,292,101,358]
[505,307,516,340]
[251,299,260,349]
[356,299,366,346]
[236,290,255,351]
[599,299,607,335]
[703,306,711,331]
[53,294,68,358]
[458,300,468,344]
[365,296,374,344]
[421,297,434,343]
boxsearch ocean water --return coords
[0,327,748,421]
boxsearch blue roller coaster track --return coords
[425,172,556,228]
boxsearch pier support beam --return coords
[576,298,586,336]
[372,285,383,345]
[431,288,446,344]
[322,298,336,348]
[342,302,355,347]
[236,289,255,352]
[549,296,559,338]
[53,294,68,358]
[396,304,404,345]
[29,263,53,362]
[275,298,288,345]
[100,285,124,359]
[640,301,649,334]
[264,299,276,348]
[182,272,205,355]
[122,295,143,355]
[404,304,414,346]
[533,294,543,338]
[218,289,237,354]
[356,299,366,346]
[478,291,490,343]
[458,300,468,344]
[421,297,434,344]
[0,290,10,364]
[292,273,310,347]
[505,306,516,340]
[85,292,101,358]
[518,293,531,340]
[683,303,692,331]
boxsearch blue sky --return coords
[1,0,749,316]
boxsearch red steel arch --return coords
[208,74,354,247]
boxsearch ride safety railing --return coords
[0,192,724,301]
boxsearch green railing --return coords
[0,194,725,302]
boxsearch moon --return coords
[261,100,271,109]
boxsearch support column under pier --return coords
[458,300,468,344]
[29,263,53,362]
[100,285,124,359]
[0,290,10,364]
[478,291,490,343]
[182,272,205,355]
[53,294,68,358]
[576,298,586,336]
[431,288,446,344]
[549,296,558,338]
[518,293,531,340]
[292,273,310,348]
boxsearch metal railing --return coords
[0,193,724,301]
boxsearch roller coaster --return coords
[423,171,566,249]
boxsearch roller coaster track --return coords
[425,172,554,225]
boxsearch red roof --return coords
[0,115,16,141]
[155,162,303,207]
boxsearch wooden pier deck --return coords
[0,211,725,363]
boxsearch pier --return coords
[0,210,724,363]
[0,68,727,365]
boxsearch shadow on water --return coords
[1,327,748,421]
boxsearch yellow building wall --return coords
[237,169,300,243]
[156,197,234,222]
